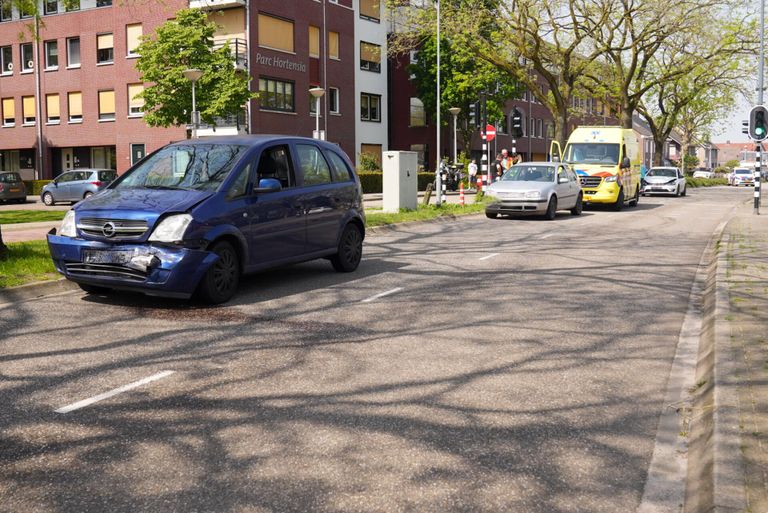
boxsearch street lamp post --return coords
[309,87,325,140]
[183,68,203,139]
[449,107,460,165]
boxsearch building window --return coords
[409,97,425,127]
[2,98,14,126]
[1,45,11,74]
[259,77,294,112]
[258,14,294,53]
[329,87,339,114]
[65,0,79,11]
[308,25,319,58]
[22,96,35,125]
[44,0,57,15]
[98,90,115,120]
[21,43,33,72]
[97,33,114,64]
[0,1,11,21]
[44,40,58,69]
[360,0,380,22]
[68,91,82,122]
[96,0,112,6]
[537,118,543,138]
[67,37,80,67]
[46,94,59,123]
[126,23,142,57]
[361,93,380,122]
[530,118,535,138]
[328,31,339,60]
[128,83,144,116]
[360,41,381,72]
[20,3,32,17]
[497,114,508,134]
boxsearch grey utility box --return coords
[382,151,418,213]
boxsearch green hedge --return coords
[22,180,52,195]
[358,172,435,194]
[685,177,728,187]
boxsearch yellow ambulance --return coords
[551,126,641,210]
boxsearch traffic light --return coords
[469,102,480,128]
[749,105,768,141]
[510,108,524,138]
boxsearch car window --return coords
[0,173,21,183]
[296,144,332,186]
[256,145,294,188]
[72,171,88,181]
[557,168,568,182]
[567,169,578,182]
[57,172,74,183]
[325,150,353,182]
[227,162,251,199]
[98,170,116,182]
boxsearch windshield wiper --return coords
[141,185,185,190]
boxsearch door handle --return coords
[306,207,332,215]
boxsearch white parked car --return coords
[641,167,687,196]
[692,170,713,179]
[729,168,754,186]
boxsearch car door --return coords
[566,167,581,206]
[247,144,306,266]
[69,170,90,200]
[555,165,577,208]
[53,172,74,201]
[293,143,344,254]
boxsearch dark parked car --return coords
[47,136,365,304]
[0,172,27,203]
[41,169,117,205]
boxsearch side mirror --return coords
[558,176,569,184]
[621,157,631,168]
[253,178,282,193]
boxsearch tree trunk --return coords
[553,106,569,157]
[654,140,665,166]
[621,107,633,129]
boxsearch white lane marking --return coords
[361,287,403,303]
[540,233,555,239]
[478,253,499,261]
[55,371,175,414]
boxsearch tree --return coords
[405,34,520,152]
[134,8,255,129]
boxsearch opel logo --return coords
[102,222,117,238]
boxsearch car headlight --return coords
[524,190,541,199]
[59,210,76,237]
[666,179,677,184]
[148,214,193,243]
[604,175,619,183]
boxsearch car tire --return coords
[613,188,624,211]
[485,211,498,219]
[545,196,557,220]
[42,192,54,206]
[83,191,94,199]
[570,193,583,216]
[681,186,687,197]
[629,186,640,207]
[78,283,112,295]
[196,241,240,304]
[331,223,363,273]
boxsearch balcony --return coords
[197,111,248,138]
[214,37,247,71]
[189,0,245,9]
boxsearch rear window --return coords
[98,170,117,182]
[0,173,21,183]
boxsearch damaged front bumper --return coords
[46,230,219,298]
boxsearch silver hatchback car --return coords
[485,162,583,220]
[41,169,117,205]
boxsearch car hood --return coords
[489,181,553,193]
[74,187,213,216]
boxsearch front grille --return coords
[78,217,149,239]
[65,262,147,281]
[580,176,602,188]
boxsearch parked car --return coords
[0,172,27,203]
[729,168,754,186]
[485,162,583,220]
[41,169,117,205]
[47,136,365,304]
[692,169,713,179]
[641,167,687,196]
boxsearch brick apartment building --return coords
[0,0,359,179]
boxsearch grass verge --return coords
[0,240,58,288]
[685,177,728,187]
[0,210,66,224]
[366,200,488,227]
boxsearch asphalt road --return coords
[0,187,749,513]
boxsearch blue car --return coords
[47,136,365,303]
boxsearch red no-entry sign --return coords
[485,124,496,141]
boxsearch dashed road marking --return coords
[361,287,403,303]
[478,253,499,261]
[55,371,176,414]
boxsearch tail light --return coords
[0,184,4,192]
[90,181,103,187]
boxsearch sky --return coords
[718,96,756,145]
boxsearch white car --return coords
[692,170,713,179]
[641,167,687,196]
[729,168,754,186]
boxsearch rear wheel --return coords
[196,241,240,304]
[78,283,112,295]
[331,223,363,272]
[544,196,557,220]
[570,193,583,216]
[681,185,687,197]
[42,192,54,206]
[83,191,93,199]
[629,186,640,207]
[612,188,624,211]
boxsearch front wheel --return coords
[612,188,624,211]
[331,223,363,272]
[544,196,557,220]
[485,211,498,219]
[196,241,240,304]
[42,192,54,206]
[681,185,687,197]
[83,191,94,199]
[629,186,640,207]
[570,194,583,216]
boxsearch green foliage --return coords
[0,240,57,288]
[366,201,488,227]
[22,180,52,196]
[0,210,66,225]
[134,8,255,128]
[358,153,381,172]
[686,177,728,187]
[683,155,700,168]
[724,159,741,169]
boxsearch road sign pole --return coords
[756,143,762,214]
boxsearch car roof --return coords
[168,135,344,152]
[649,167,678,170]
[516,161,559,167]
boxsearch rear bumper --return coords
[0,190,26,201]
[47,234,218,298]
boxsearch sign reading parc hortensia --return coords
[255,53,307,73]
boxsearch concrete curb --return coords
[0,278,78,306]
[711,232,747,512]
[366,212,484,236]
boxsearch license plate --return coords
[9,188,20,192]
[83,250,134,265]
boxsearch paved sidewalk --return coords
[721,205,768,512]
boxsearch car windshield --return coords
[564,143,620,165]
[0,173,21,183]
[115,144,247,191]
[501,165,555,182]
[647,169,677,177]
[735,169,751,175]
